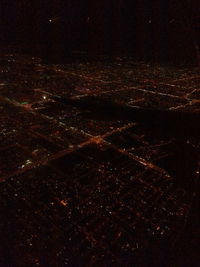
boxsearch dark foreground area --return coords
[0,53,199,266]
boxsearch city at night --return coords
[0,1,200,266]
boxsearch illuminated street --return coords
[0,53,199,266]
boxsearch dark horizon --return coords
[1,0,199,64]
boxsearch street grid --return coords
[0,54,199,266]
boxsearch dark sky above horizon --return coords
[1,0,199,63]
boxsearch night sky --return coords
[1,0,199,63]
